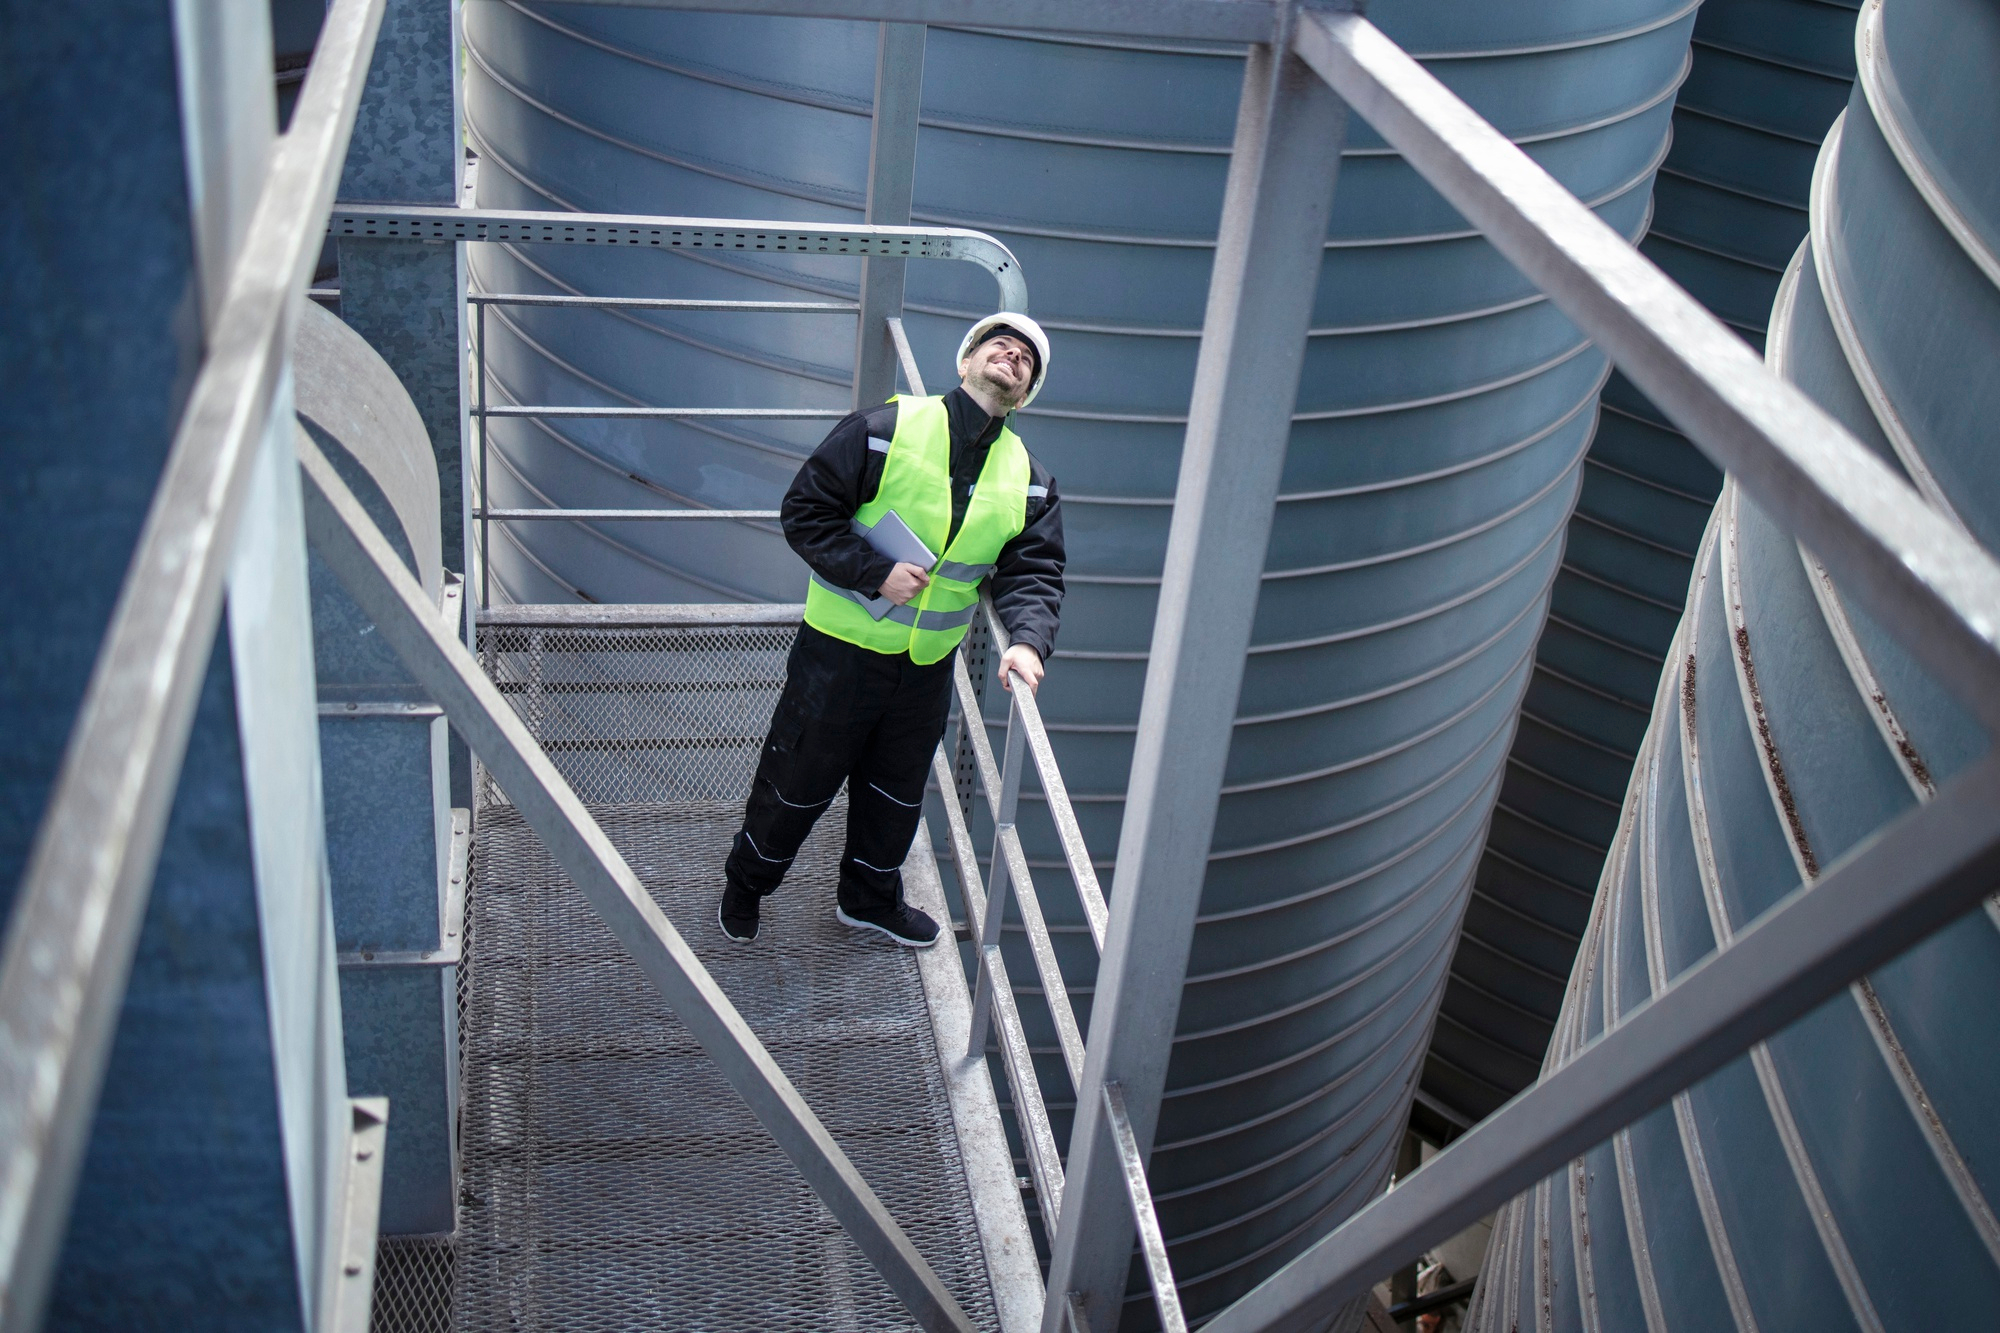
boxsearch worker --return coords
[718,314,1065,947]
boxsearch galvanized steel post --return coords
[854,22,928,409]
[1038,27,1353,1333]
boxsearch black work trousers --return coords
[725,624,956,913]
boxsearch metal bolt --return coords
[345,1262,362,1276]
[357,1148,373,1160]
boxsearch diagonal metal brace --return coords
[1200,748,2000,1333]
[296,428,975,1333]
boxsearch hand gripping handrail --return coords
[929,598,1186,1332]
[297,429,976,1333]
[0,0,386,1324]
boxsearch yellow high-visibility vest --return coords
[804,395,1030,664]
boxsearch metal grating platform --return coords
[451,619,1004,1331]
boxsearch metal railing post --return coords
[966,687,1026,1059]
[854,22,927,409]
[1038,28,1353,1333]
[476,297,489,610]
[951,615,991,828]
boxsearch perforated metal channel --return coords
[452,621,1000,1331]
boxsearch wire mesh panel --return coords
[373,1234,456,1333]
[478,622,795,805]
[456,617,1001,1332]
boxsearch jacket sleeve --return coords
[780,405,898,595]
[989,456,1066,660]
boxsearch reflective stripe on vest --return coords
[808,574,979,631]
[803,395,1030,665]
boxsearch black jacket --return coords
[780,387,1065,659]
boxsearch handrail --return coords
[460,233,1023,608]
[473,508,782,522]
[0,0,387,1324]
[475,406,847,419]
[467,293,859,312]
[928,744,1068,1230]
[329,206,1028,312]
[956,655,1088,1089]
[978,600,1110,951]
[936,595,1186,1329]
[299,429,977,1333]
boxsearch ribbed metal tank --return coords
[460,2,1689,1319]
[1467,0,2000,1326]
[1421,0,1859,1128]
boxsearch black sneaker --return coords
[718,883,761,943]
[835,901,941,948]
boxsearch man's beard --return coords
[965,364,1029,411]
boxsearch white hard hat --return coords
[956,312,1051,408]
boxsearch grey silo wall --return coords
[1467,0,2000,1327]
[1423,0,1860,1128]
[459,0,1687,1317]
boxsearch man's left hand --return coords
[999,644,1044,695]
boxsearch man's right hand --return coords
[878,562,931,605]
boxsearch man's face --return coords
[960,333,1037,409]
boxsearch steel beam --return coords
[297,432,977,1333]
[467,294,857,311]
[1293,8,2000,732]
[1103,1084,1189,1333]
[0,0,385,1321]
[328,206,1027,313]
[474,508,782,521]
[854,23,928,409]
[1201,751,2000,1333]
[473,406,845,419]
[1038,29,1351,1333]
[523,0,1281,43]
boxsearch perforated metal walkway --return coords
[449,616,1015,1331]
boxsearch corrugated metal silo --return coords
[1422,0,1860,1128]
[459,1,1690,1320]
[1467,0,2000,1326]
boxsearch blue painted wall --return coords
[1,0,347,1324]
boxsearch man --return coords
[717,314,1065,946]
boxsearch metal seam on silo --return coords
[1720,480,2000,1264]
[1807,118,1962,522]
[1691,533,1893,1333]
